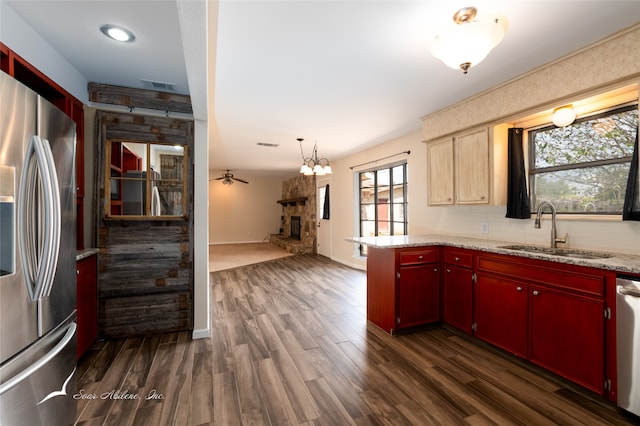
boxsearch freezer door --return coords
[0,72,39,364]
[37,96,76,337]
[0,319,77,425]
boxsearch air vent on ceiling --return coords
[257,142,279,147]
[140,79,177,92]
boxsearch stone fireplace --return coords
[270,174,316,254]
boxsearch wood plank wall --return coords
[95,111,194,338]
[88,82,193,114]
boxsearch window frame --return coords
[105,139,189,219]
[358,161,408,256]
[527,103,638,216]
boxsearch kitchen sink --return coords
[498,245,614,259]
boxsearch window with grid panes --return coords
[359,163,407,256]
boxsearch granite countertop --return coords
[347,235,640,275]
[76,248,99,261]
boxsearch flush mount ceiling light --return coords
[100,24,136,43]
[552,105,576,127]
[431,7,507,74]
[298,138,332,176]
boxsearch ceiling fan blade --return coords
[233,177,249,184]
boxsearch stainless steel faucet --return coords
[534,201,568,249]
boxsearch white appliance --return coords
[616,275,640,417]
[0,71,77,425]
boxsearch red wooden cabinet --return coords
[443,248,474,333]
[366,246,440,334]
[397,262,440,329]
[475,273,528,357]
[366,246,399,334]
[529,285,605,394]
[476,251,610,397]
[365,245,615,401]
[77,254,98,359]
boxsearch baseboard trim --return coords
[192,328,210,340]
[331,256,366,271]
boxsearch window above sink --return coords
[510,83,639,219]
[528,104,637,215]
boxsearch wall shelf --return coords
[277,197,307,206]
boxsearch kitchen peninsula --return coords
[349,234,640,403]
[349,234,640,274]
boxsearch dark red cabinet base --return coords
[367,246,440,334]
[77,254,97,359]
[365,244,617,402]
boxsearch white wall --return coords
[192,120,209,339]
[329,129,442,269]
[0,1,88,102]
[184,0,210,340]
[432,205,640,255]
[209,174,285,243]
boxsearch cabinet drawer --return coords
[444,249,473,268]
[399,249,438,265]
[477,253,605,297]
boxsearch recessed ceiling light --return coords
[100,24,135,43]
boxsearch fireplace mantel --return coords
[277,197,307,206]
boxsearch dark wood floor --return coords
[75,254,638,425]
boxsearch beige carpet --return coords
[209,242,294,272]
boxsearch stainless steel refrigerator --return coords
[0,71,77,425]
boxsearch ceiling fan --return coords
[211,170,249,185]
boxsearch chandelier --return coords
[431,7,508,74]
[298,138,332,175]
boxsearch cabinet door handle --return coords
[516,286,523,292]
[433,268,438,272]
[454,257,460,262]
[418,255,424,260]
[446,269,451,273]
[533,290,540,296]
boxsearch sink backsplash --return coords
[433,205,640,256]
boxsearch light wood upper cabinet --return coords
[456,128,490,204]
[427,138,454,205]
[426,124,509,206]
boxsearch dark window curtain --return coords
[623,131,640,221]
[505,127,531,219]
[322,184,330,219]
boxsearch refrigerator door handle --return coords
[40,138,61,299]
[17,135,60,301]
[0,322,76,396]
